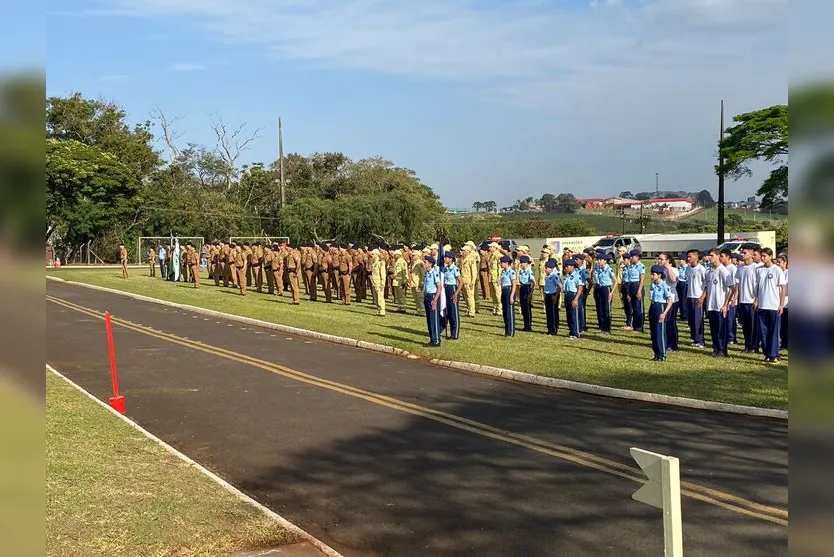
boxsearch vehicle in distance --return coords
[715,239,761,253]
[592,235,641,256]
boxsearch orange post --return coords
[105,311,125,414]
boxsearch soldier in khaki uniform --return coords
[263,245,275,294]
[225,242,237,287]
[187,242,200,288]
[370,249,386,316]
[233,243,247,295]
[147,246,156,277]
[338,246,352,305]
[460,242,479,317]
[302,245,318,301]
[478,247,490,301]
[536,246,550,313]
[329,246,342,302]
[352,245,367,303]
[317,244,332,303]
[488,242,503,315]
[271,242,285,295]
[119,243,128,278]
[408,250,426,315]
[392,249,408,313]
[284,244,301,304]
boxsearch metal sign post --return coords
[630,448,683,557]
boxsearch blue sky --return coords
[46,0,788,208]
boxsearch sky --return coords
[45,0,789,209]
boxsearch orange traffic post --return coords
[104,311,125,414]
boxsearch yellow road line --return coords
[46,294,788,527]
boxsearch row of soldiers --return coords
[192,239,617,319]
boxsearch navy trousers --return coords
[780,307,789,350]
[501,286,515,336]
[666,301,679,350]
[676,282,688,320]
[737,303,757,351]
[564,291,580,337]
[443,284,460,339]
[544,292,559,334]
[686,298,704,345]
[758,309,781,359]
[580,287,590,332]
[519,284,533,331]
[628,281,645,332]
[707,310,727,353]
[595,285,612,332]
[649,302,667,359]
[621,283,633,326]
[726,305,737,344]
[424,294,441,345]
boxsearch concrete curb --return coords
[46,275,788,420]
[46,364,345,557]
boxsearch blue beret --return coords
[629,249,642,257]
[519,255,531,263]
[596,252,608,260]
[424,255,436,265]
[651,264,665,275]
[563,257,576,266]
[678,252,687,259]
[731,252,742,260]
[351,242,360,249]
[500,255,512,264]
[545,259,557,269]
[444,252,456,259]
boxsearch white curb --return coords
[46,275,788,420]
[46,364,345,557]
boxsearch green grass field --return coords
[683,207,788,224]
[46,370,296,557]
[48,269,787,410]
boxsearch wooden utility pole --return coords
[278,118,286,207]
[717,100,726,245]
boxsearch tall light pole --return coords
[655,172,659,197]
[717,100,726,245]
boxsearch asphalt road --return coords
[46,281,788,557]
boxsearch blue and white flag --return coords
[173,236,181,282]
[437,240,447,320]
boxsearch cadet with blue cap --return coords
[517,255,535,331]
[574,255,590,333]
[562,257,584,339]
[422,255,442,346]
[648,264,675,361]
[593,252,614,333]
[676,252,689,321]
[442,251,463,339]
[499,255,518,336]
[625,249,646,333]
[617,247,633,330]
[542,258,561,335]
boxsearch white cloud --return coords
[170,62,206,72]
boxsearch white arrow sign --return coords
[631,447,683,557]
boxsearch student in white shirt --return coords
[684,249,706,347]
[754,247,787,363]
[776,252,788,351]
[734,244,763,353]
[705,248,734,357]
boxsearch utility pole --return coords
[639,201,645,233]
[278,117,286,208]
[655,172,659,197]
[717,100,726,245]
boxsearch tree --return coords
[720,105,788,207]
[695,189,716,208]
[472,201,483,212]
[538,193,557,212]
[553,193,581,213]
[484,200,497,212]
[46,138,139,247]
[634,191,652,201]
[725,213,744,229]
[619,191,634,199]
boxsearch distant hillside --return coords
[621,189,716,207]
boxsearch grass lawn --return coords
[46,370,297,557]
[682,207,789,224]
[48,269,788,410]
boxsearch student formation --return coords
[142,240,788,362]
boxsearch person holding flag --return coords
[422,255,443,347]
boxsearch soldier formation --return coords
[140,239,788,361]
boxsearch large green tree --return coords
[720,105,788,208]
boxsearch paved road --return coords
[46,281,788,557]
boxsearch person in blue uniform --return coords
[593,252,614,333]
[574,255,590,332]
[648,264,675,361]
[542,259,561,335]
[562,257,584,339]
[626,249,646,333]
[618,248,633,330]
[442,251,463,339]
[422,256,442,346]
[518,255,535,331]
[676,253,688,321]
[499,255,518,336]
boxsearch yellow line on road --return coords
[46,294,788,527]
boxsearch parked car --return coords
[715,239,760,254]
[591,235,641,257]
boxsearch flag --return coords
[438,239,447,321]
